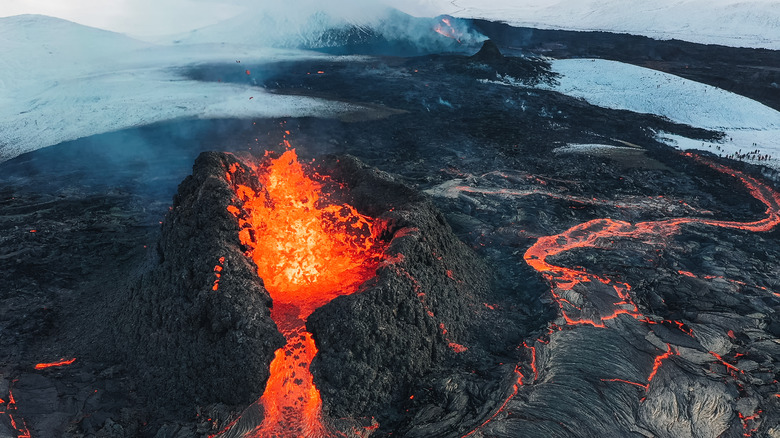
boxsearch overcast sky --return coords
[0,0,448,36]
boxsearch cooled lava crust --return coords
[115,152,285,408]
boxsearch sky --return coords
[0,0,446,36]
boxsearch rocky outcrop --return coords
[307,155,491,426]
[115,152,285,409]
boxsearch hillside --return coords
[421,0,780,49]
[0,15,359,162]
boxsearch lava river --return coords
[524,153,780,329]
[225,149,386,437]
[453,152,780,436]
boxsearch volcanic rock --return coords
[113,152,285,409]
[470,39,504,63]
[306,155,491,426]
[465,39,558,86]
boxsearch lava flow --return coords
[1,384,31,438]
[463,154,780,436]
[524,154,780,328]
[34,358,76,370]
[434,18,462,44]
[227,149,386,437]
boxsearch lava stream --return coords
[434,18,462,44]
[468,154,780,436]
[524,154,780,328]
[1,384,31,438]
[227,149,386,437]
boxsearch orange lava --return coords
[227,149,386,437]
[710,351,741,374]
[597,344,676,392]
[34,358,76,370]
[462,365,523,438]
[255,304,327,437]
[600,378,649,390]
[231,150,385,315]
[1,384,31,438]
[523,341,538,382]
[211,257,225,291]
[519,156,780,399]
[466,155,780,436]
[524,155,780,328]
[647,344,675,386]
[434,18,462,44]
[739,410,762,437]
[449,154,780,437]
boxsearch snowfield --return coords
[537,59,780,169]
[422,0,780,50]
[2,11,779,169]
[0,15,363,162]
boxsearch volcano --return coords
[108,149,491,436]
[1,14,780,438]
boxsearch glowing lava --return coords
[434,18,462,44]
[34,358,76,370]
[227,149,386,437]
[524,154,780,328]
[1,383,31,438]
[464,154,780,436]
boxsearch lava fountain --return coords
[226,149,387,437]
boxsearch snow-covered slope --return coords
[167,4,383,46]
[164,7,484,52]
[0,15,362,162]
[533,59,780,168]
[544,59,780,131]
[416,0,780,50]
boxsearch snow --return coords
[416,0,780,50]
[158,7,484,53]
[2,9,778,165]
[0,15,363,162]
[542,59,780,132]
[536,59,780,169]
[4,1,776,50]
[160,3,385,46]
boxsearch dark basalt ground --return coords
[1,25,779,438]
[109,152,284,410]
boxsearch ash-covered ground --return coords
[1,25,780,438]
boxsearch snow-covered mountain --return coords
[146,0,779,50]
[0,15,362,162]
[1,5,778,164]
[0,9,490,162]
[164,7,484,54]
[419,0,780,50]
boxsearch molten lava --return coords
[227,149,386,436]
[231,150,385,315]
[1,384,31,438]
[523,154,780,329]
[464,154,780,436]
[34,358,76,370]
[434,18,462,44]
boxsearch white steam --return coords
[2,0,416,37]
